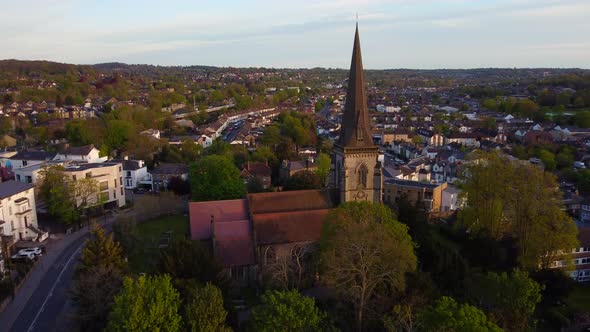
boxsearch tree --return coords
[71,265,125,332]
[190,155,245,201]
[249,289,332,332]
[37,165,77,224]
[575,111,590,128]
[158,238,224,286]
[320,202,417,331]
[106,274,182,332]
[315,153,331,187]
[537,149,556,171]
[458,151,578,269]
[468,269,542,331]
[66,119,92,146]
[283,170,323,191]
[418,297,501,332]
[72,223,127,331]
[105,119,133,154]
[77,223,127,275]
[184,283,230,332]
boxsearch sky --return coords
[0,0,589,69]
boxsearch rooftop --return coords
[0,181,34,199]
[385,178,441,190]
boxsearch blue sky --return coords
[0,0,589,69]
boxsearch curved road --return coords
[10,233,87,332]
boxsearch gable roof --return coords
[189,199,249,241]
[10,150,56,161]
[247,189,336,215]
[61,144,96,155]
[252,209,330,245]
[151,163,189,175]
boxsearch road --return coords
[10,232,88,332]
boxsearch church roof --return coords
[338,24,374,149]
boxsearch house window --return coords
[114,191,117,199]
[119,166,122,172]
[86,172,91,178]
[121,187,124,195]
[72,175,77,181]
[22,160,28,166]
[126,171,131,177]
[99,181,108,190]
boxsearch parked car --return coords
[11,252,36,261]
[18,247,43,257]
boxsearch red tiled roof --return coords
[214,220,255,267]
[248,189,335,214]
[189,199,249,240]
[242,162,271,177]
[252,209,331,245]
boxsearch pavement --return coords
[0,217,116,332]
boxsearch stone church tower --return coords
[332,25,382,203]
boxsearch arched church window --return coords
[357,164,368,188]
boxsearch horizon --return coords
[1,0,589,69]
[1,59,589,71]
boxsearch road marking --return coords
[26,243,83,332]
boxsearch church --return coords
[189,25,382,286]
[331,23,382,204]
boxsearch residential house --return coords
[416,128,444,146]
[279,159,317,184]
[383,179,448,212]
[111,158,148,189]
[0,181,46,245]
[5,150,56,170]
[53,145,107,163]
[241,162,272,189]
[14,161,64,184]
[150,163,189,192]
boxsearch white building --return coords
[0,181,46,243]
[53,145,107,163]
[112,158,149,189]
[62,162,126,209]
[14,161,64,184]
[442,186,461,212]
[4,151,56,170]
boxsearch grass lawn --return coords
[566,283,590,314]
[127,214,189,273]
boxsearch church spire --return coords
[338,24,374,148]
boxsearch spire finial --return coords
[356,12,358,26]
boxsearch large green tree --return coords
[184,283,230,332]
[468,269,542,331]
[72,223,127,331]
[77,223,127,274]
[283,170,323,191]
[106,274,182,332]
[190,155,245,201]
[320,202,417,331]
[315,153,331,187]
[249,289,332,332]
[418,296,502,332]
[38,165,77,224]
[458,151,578,269]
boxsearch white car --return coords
[12,252,36,260]
[18,247,43,257]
